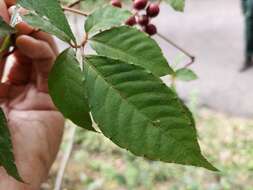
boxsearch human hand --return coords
[0,0,64,189]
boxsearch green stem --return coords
[0,35,12,59]
[67,0,81,8]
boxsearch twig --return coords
[156,32,195,65]
[69,33,88,49]
[62,6,88,16]
[67,0,81,8]
[184,56,195,68]
[54,124,76,190]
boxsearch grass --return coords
[42,108,253,190]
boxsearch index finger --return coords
[4,0,15,7]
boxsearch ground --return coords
[41,108,253,190]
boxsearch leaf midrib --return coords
[86,60,195,142]
[90,39,166,75]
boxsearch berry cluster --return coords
[110,0,160,36]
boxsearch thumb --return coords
[0,0,9,22]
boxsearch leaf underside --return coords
[84,55,217,171]
[18,0,75,43]
[0,108,23,181]
[22,13,71,43]
[85,5,132,37]
[48,49,94,131]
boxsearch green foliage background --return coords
[43,109,253,190]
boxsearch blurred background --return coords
[42,0,253,189]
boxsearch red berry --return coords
[111,0,122,8]
[147,3,160,17]
[133,0,148,10]
[126,16,137,26]
[138,14,149,26]
[144,24,157,35]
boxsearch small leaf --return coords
[84,55,217,171]
[80,0,133,13]
[90,26,174,77]
[85,5,132,37]
[0,108,23,181]
[80,0,108,13]
[18,0,75,43]
[22,13,71,43]
[0,17,16,38]
[165,0,185,11]
[175,68,198,81]
[48,49,94,131]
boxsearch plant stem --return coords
[156,32,195,65]
[62,5,195,67]
[67,0,81,8]
[69,33,88,49]
[62,6,88,16]
[54,124,76,190]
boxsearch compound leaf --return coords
[84,55,217,171]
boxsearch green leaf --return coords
[79,0,132,13]
[90,26,174,77]
[0,17,15,38]
[85,5,132,37]
[0,108,23,181]
[84,55,217,171]
[48,49,94,131]
[0,36,12,57]
[18,0,75,43]
[165,0,185,11]
[22,13,71,43]
[80,0,108,13]
[175,68,198,81]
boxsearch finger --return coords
[0,0,10,22]
[16,22,34,35]
[0,59,9,100]
[6,50,32,85]
[8,5,58,53]
[8,6,58,53]
[16,35,56,92]
[16,35,55,59]
[34,59,52,92]
[31,31,58,55]
[0,0,10,100]
[0,83,9,101]
[4,0,15,7]
[0,57,6,79]
[8,6,34,35]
